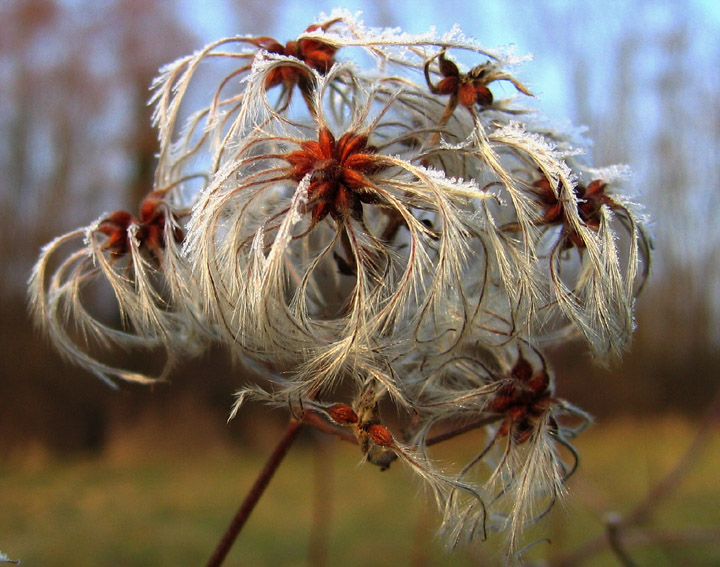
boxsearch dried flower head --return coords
[182,68,500,402]
[29,10,652,561]
[28,188,205,385]
[408,343,590,555]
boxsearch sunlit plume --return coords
[29,9,652,558]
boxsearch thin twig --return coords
[606,513,638,567]
[424,415,503,447]
[303,410,503,472]
[206,419,304,567]
[206,409,495,567]
[550,388,720,567]
[302,410,357,444]
[625,387,720,525]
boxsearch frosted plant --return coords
[29,10,652,565]
[150,15,353,186]
[184,67,503,403]
[408,342,591,555]
[29,187,206,385]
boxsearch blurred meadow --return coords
[2,0,720,565]
[2,417,719,565]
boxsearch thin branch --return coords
[546,526,720,567]
[624,387,720,525]
[303,410,502,448]
[206,419,304,567]
[424,415,503,447]
[303,410,504,475]
[550,388,720,567]
[606,513,638,567]
[302,410,357,444]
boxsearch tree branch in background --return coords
[550,388,720,567]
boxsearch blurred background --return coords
[1,0,719,565]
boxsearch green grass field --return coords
[2,416,719,566]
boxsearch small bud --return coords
[327,403,358,424]
[367,424,394,447]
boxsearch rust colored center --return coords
[284,128,382,223]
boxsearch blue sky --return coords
[175,0,720,334]
[179,0,719,124]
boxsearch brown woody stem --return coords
[206,419,304,567]
[302,410,357,444]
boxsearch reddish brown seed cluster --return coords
[324,402,396,469]
[284,128,383,224]
[531,176,616,250]
[96,191,182,259]
[326,402,359,425]
[575,179,614,229]
[97,211,135,257]
[488,353,555,444]
[249,20,340,91]
[366,423,394,447]
[425,51,494,109]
